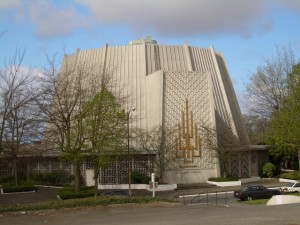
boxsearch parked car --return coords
[233,185,281,201]
[101,190,129,196]
[280,182,300,193]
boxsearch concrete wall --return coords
[164,168,218,184]
[60,40,250,184]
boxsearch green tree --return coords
[83,88,126,196]
[268,63,300,170]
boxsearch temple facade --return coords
[56,36,261,184]
[0,37,269,185]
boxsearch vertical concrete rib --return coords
[209,47,237,135]
[102,43,108,75]
[184,42,194,71]
[141,43,147,129]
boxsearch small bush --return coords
[131,171,151,184]
[262,162,276,178]
[0,176,10,184]
[2,182,35,193]
[58,186,97,200]
[208,175,238,182]
[30,170,73,186]
[280,171,300,180]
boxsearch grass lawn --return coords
[239,199,269,205]
[239,193,300,205]
[0,196,175,213]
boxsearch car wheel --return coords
[247,196,253,201]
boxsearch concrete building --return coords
[0,37,269,186]
[54,36,263,185]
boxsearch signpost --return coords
[151,173,156,197]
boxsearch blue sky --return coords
[1,0,300,111]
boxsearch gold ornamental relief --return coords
[176,99,201,163]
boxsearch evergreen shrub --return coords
[262,162,276,178]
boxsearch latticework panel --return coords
[133,155,150,175]
[117,160,129,184]
[0,161,9,176]
[101,161,117,184]
[163,71,216,169]
[240,153,250,178]
[229,156,239,178]
[100,155,154,184]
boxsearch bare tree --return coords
[245,45,296,118]
[0,48,41,185]
[38,55,90,192]
[133,126,177,183]
[243,114,268,144]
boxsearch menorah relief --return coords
[176,99,201,163]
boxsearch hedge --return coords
[280,171,300,180]
[2,183,35,193]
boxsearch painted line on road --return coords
[179,191,234,198]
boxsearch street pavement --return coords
[1,198,300,225]
[1,179,299,225]
[0,179,287,206]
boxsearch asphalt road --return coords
[1,181,298,225]
[1,201,300,225]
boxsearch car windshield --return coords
[259,186,267,190]
[287,183,294,187]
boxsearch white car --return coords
[280,182,300,193]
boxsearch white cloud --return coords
[0,0,88,38]
[76,0,272,38]
[26,1,88,38]
[0,0,20,9]
[1,0,300,39]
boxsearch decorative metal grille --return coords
[230,156,239,178]
[240,153,250,178]
[99,155,154,184]
[102,162,117,184]
[117,160,129,184]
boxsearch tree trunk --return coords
[12,156,18,186]
[26,157,30,182]
[159,155,164,184]
[298,149,300,172]
[74,162,81,193]
[94,164,99,197]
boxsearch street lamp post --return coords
[127,107,135,196]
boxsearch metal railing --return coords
[176,191,229,207]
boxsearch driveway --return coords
[0,186,59,206]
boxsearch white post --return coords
[151,173,155,197]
